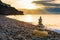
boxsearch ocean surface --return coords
[6,15,60,34]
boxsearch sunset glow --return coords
[24,15,33,22]
[2,0,39,9]
[16,0,39,9]
[6,15,60,30]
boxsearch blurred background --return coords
[1,0,60,15]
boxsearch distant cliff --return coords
[0,0,24,15]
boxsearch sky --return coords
[1,0,60,14]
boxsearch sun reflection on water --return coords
[24,15,33,22]
[6,15,60,30]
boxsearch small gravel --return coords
[0,15,60,40]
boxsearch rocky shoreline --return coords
[0,16,60,40]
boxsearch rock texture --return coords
[0,15,60,40]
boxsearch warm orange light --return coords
[24,15,33,22]
[16,0,39,9]
[6,15,60,30]
[2,0,44,10]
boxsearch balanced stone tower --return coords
[39,16,42,25]
[38,16,44,29]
